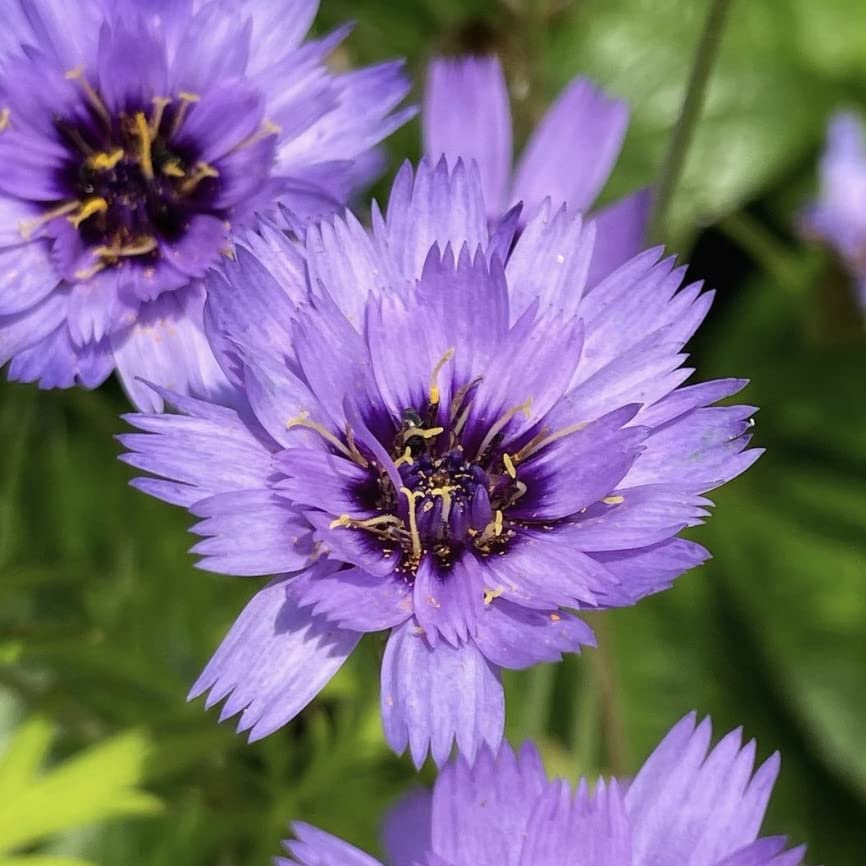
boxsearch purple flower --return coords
[424,56,649,287]
[121,158,760,765]
[800,111,866,314]
[0,0,412,409]
[278,713,807,866]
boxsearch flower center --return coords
[46,74,222,279]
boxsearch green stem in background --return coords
[647,0,735,245]
[718,211,806,297]
[518,663,556,742]
[571,660,599,777]
[588,615,629,776]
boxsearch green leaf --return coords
[0,724,161,855]
[0,857,96,866]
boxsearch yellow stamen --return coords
[133,112,154,179]
[476,398,533,460]
[19,201,81,240]
[400,487,423,561]
[68,197,108,228]
[93,236,158,259]
[161,159,185,178]
[344,424,368,467]
[65,66,111,128]
[602,495,624,505]
[227,119,283,155]
[483,586,504,605]
[180,162,219,195]
[0,108,9,133]
[513,420,588,464]
[150,96,172,136]
[550,613,561,622]
[171,91,200,137]
[502,453,517,479]
[329,514,352,529]
[429,347,455,406]
[430,485,455,524]
[393,446,413,468]
[286,412,368,468]
[493,509,503,537]
[86,148,124,171]
[403,426,444,443]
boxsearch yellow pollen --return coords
[483,586,504,605]
[286,412,368,468]
[329,514,352,529]
[132,112,154,179]
[150,96,172,135]
[493,509,503,537]
[19,201,81,240]
[429,347,455,405]
[393,446,413,468]
[68,197,108,228]
[180,162,219,195]
[602,495,625,505]
[550,613,561,622]
[0,108,9,133]
[86,148,124,171]
[400,487,423,561]
[502,453,517,479]
[403,426,444,442]
[65,66,111,127]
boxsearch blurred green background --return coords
[1,0,865,863]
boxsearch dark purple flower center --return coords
[47,73,228,277]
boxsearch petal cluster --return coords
[800,111,866,315]
[0,0,411,407]
[278,714,806,866]
[423,55,649,287]
[121,158,760,764]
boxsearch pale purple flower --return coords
[800,111,866,314]
[279,713,807,866]
[424,55,649,287]
[121,158,759,765]
[0,0,411,409]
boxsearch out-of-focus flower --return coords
[121,158,759,765]
[0,0,412,409]
[278,713,806,866]
[800,111,866,315]
[423,55,649,287]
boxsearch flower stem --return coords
[647,0,735,244]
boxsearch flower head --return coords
[121,158,760,765]
[424,55,649,286]
[800,111,866,316]
[278,714,806,866]
[0,0,411,408]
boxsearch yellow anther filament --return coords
[344,424,368,467]
[431,486,455,524]
[602,495,624,505]
[476,398,533,459]
[162,159,185,178]
[400,487,423,560]
[87,149,124,171]
[393,446,413,468]
[0,108,9,133]
[19,201,81,240]
[493,510,503,537]
[513,420,588,464]
[483,586,504,605]
[228,119,283,155]
[502,453,517,479]
[286,413,368,468]
[68,197,108,228]
[329,514,352,529]
[429,347,455,405]
[180,162,219,195]
[150,96,172,135]
[65,66,111,127]
[93,236,158,259]
[132,112,154,179]
[74,262,107,280]
[171,91,200,137]
[403,426,444,442]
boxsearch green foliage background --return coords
[1,0,865,863]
